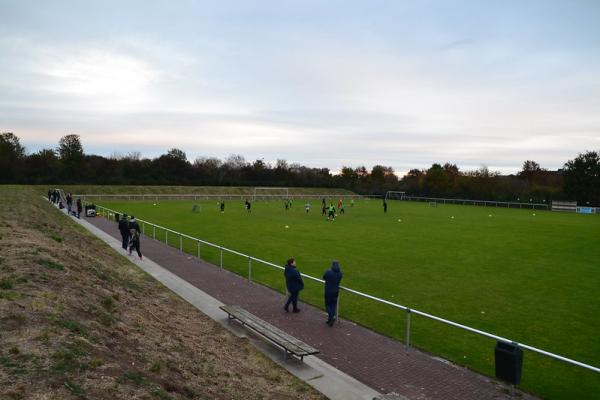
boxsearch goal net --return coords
[384,191,405,201]
[253,187,289,201]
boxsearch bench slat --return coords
[221,305,318,356]
[222,306,316,355]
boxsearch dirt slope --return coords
[0,186,325,400]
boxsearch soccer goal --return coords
[253,187,289,201]
[384,191,405,201]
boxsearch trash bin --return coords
[495,341,523,385]
[114,212,120,222]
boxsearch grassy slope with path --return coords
[0,186,325,400]
[98,197,600,399]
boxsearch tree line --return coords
[1,132,599,205]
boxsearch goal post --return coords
[253,187,289,201]
[384,191,405,201]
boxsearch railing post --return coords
[179,234,183,251]
[152,225,155,239]
[248,257,252,281]
[336,291,341,324]
[142,222,145,236]
[165,230,168,245]
[405,308,411,346]
[220,247,223,270]
[197,241,201,259]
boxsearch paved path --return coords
[87,214,533,400]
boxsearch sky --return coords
[1,0,599,175]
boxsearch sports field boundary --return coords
[91,202,600,378]
[56,198,539,399]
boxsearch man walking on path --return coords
[283,258,303,313]
[118,214,129,250]
[128,228,143,260]
[66,193,73,215]
[323,261,343,326]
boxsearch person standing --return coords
[76,199,82,218]
[323,261,343,326]
[220,201,225,213]
[245,199,251,213]
[283,258,303,313]
[383,200,388,213]
[304,202,310,213]
[118,214,129,250]
[66,193,73,215]
[128,228,143,260]
[47,189,52,202]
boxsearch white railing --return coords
[94,203,599,375]
[401,195,549,210]
[75,193,365,201]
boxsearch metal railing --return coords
[75,193,365,201]
[401,195,549,210]
[94,203,599,375]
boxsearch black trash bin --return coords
[495,341,523,385]
[114,212,120,222]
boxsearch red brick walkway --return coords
[87,215,534,400]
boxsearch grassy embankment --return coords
[0,186,325,400]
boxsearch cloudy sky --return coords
[1,1,599,174]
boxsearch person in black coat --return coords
[76,199,82,218]
[283,258,303,313]
[323,261,343,326]
[118,214,129,250]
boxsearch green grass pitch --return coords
[98,198,600,399]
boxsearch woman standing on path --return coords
[283,258,303,313]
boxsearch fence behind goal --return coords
[400,195,549,210]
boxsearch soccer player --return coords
[383,200,388,213]
[305,202,310,213]
[321,203,327,216]
[245,200,251,213]
[327,203,336,221]
[220,201,225,213]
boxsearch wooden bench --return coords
[220,305,319,362]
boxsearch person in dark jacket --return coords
[129,216,140,234]
[128,228,143,260]
[47,189,52,202]
[323,261,343,326]
[118,214,129,250]
[283,258,303,313]
[66,193,73,215]
[76,198,82,218]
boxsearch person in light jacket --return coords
[323,261,343,326]
[283,258,303,313]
